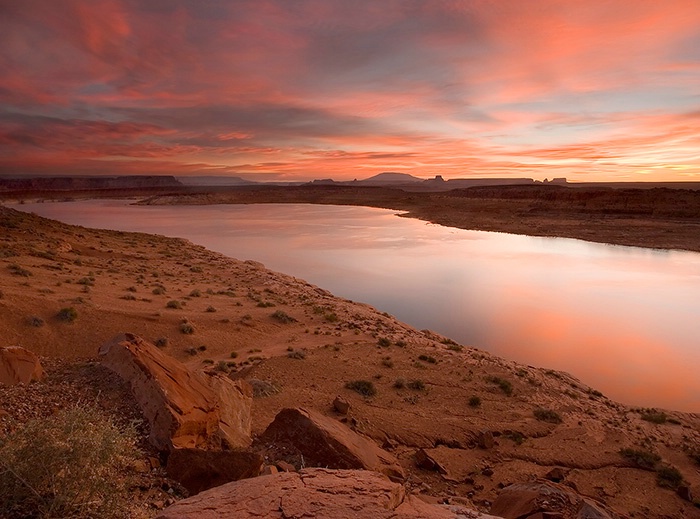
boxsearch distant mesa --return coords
[357,172,425,185]
[177,176,258,187]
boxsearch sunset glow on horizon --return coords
[1,0,699,182]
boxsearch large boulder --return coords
[156,468,503,519]
[98,333,252,451]
[0,346,44,386]
[260,407,405,482]
[166,448,264,495]
[490,481,619,519]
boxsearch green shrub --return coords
[641,411,667,424]
[418,354,437,364]
[656,465,684,489]
[345,380,376,397]
[56,307,78,322]
[468,396,481,407]
[230,351,239,359]
[377,337,391,348]
[154,337,169,348]
[619,448,661,470]
[486,376,513,396]
[179,322,195,334]
[407,379,425,391]
[0,405,139,518]
[533,408,563,424]
[271,310,296,323]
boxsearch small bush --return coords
[152,287,165,295]
[381,358,394,368]
[179,322,195,334]
[447,344,463,352]
[468,396,481,407]
[189,289,201,297]
[8,264,32,277]
[205,306,217,313]
[154,337,169,348]
[272,310,296,323]
[0,405,138,518]
[641,411,667,424]
[27,316,45,327]
[486,376,513,396]
[656,465,684,489]
[248,379,281,398]
[324,313,339,323]
[345,380,377,397]
[257,301,275,308]
[120,294,136,301]
[77,277,94,286]
[185,347,198,356]
[533,408,562,424]
[215,361,229,372]
[407,379,425,391]
[619,448,661,470]
[166,300,182,309]
[287,350,306,360]
[56,307,78,322]
[418,354,437,364]
[377,337,391,348]
[126,286,137,292]
[393,378,405,389]
[230,351,239,359]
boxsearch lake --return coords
[15,200,700,412]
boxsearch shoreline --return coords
[2,205,700,517]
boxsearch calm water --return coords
[16,200,700,412]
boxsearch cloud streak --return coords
[1,0,698,180]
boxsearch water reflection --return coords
[16,200,700,412]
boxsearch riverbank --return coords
[136,184,700,253]
[1,205,699,518]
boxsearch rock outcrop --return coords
[98,333,252,451]
[156,468,504,519]
[261,407,405,482]
[490,481,619,519]
[0,346,44,386]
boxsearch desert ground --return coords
[1,202,700,518]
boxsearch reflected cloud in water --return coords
[18,200,700,412]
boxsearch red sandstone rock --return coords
[490,481,618,519]
[156,468,503,519]
[98,333,252,451]
[0,346,44,386]
[261,407,405,482]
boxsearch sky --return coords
[1,1,699,182]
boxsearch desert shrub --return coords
[248,379,281,398]
[407,379,425,391]
[377,337,391,348]
[381,358,394,368]
[56,307,78,322]
[120,294,136,301]
[345,380,376,397]
[152,287,165,295]
[393,378,405,389]
[0,405,139,518]
[8,264,32,277]
[202,359,214,365]
[324,313,339,323]
[154,337,169,348]
[27,316,45,327]
[533,408,563,424]
[287,350,306,360]
[641,411,667,424]
[126,286,137,292]
[189,266,203,273]
[619,448,661,470]
[271,310,296,323]
[205,306,217,313]
[166,300,182,309]
[185,347,198,356]
[230,351,239,359]
[486,375,513,396]
[179,322,195,334]
[418,354,437,364]
[77,277,94,286]
[656,465,684,489]
[505,431,526,445]
[468,396,482,407]
[256,301,275,308]
[189,289,201,297]
[395,340,407,348]
[689,451,700,466]
[447,344,463,352]
[215,361,229,372]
